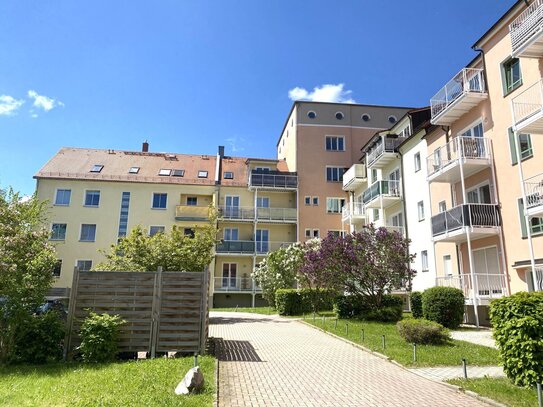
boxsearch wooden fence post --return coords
[63,267,80,361]
[198,266,210,354]
[150,266,163,358]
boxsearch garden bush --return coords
[333,294,403,322]
[410,292,423,318]
[397,318,450,345]
[422,286,465,328]
[78,312,125,363]
[12,311,65,364]
[333,295,369,318]
[490,291,543,387]
[275,289,335,316]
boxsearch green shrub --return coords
[12,312,65,364]
[333,294,403,322]
[397,318,450,345]
[410,292,423,318]
[490,292,543,387]
[365,306,403,322]
[333,295,369,319]
[422,286,464,328]
[275,289,335,316]
[78,312,125,363]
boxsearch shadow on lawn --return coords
[0,361,111,378]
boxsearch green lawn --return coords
[304,316,499,367]
[0,356,215,407]
[448,378,539,407]
[211,306,276,315]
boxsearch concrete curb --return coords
[297,319,506,407]
[214,357,219,407]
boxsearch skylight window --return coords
[90,164,104,173]
[198,171,208,178]
[158,169,172,176]
[172,169,185,177]
[224,172,234,179]
[129,167,140,174]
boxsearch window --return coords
[371,169,378,183]
[417,201,425,221]
[224,172,234,179]
[84,190,100,207]
[443,255,452,276]
[326,136,345,151]
[198,170,208,178]
[257,197,269,208]
[80,224,96,242]
[305,196,311,205]
[55,189,71,206]
[53,260,62,277]
[51,223,67,240]
[414,153,421,172]
[307,111,316,119]
[467,183,492,204]
[149,226,165,236]
[129,167,140,174]
[90,164,103,173]
[361,114,371,122]
[508,128,533,164]
[438,201,447,213]
[224,228,238,241]
[313,229,320,238]
[222,263,237,288]
[421,251,429,272]
[335,112,344,120]
[326,197,346,214]
[152,193,167,209]
[186,197,198,206]
[388,115,397,124]
[312,196,319,206]
[373,208,380,221]
[518,198,543,238]
[118,192,130,238]
[172,169,185,177]
[326,166,347,182]
[305,229,311,238]
[184,228,195,238]
[76,260,92,271]
[501,57,522,95]
[255,166,270,172]
[158,169,171,176]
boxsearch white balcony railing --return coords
[219,206,255,221]
[218,206,297,222]
[427,136,492,178]
[430,68,486,121]
[342,164,366,191]
[366,137,406,167]
[511,79,543,130]
[341,202,366,222]
[213,277,261,292]
[525,173,543,210]
[436,273,507,300]
[509,0,543,56]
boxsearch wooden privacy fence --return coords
[64,267,209,358]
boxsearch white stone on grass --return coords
[175,366,204,395]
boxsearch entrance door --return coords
[256,229,269,253]
[222,263,237,288]
[461,122,485,157]
[225,196,240,218]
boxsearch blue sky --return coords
[0,0,514,194]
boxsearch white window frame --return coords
[414,152,421,172]
[326,166,346,182]
[438,201,447,213]
[313,229,320,238]
[158,169,172,176]
[186,196,198,206]
[326,197,346,214]
[149,225,166,236]
[421,250,429,272]
[54,188,71,206]
[305,229,311,238]
[312,196,319,206]
[304,196,311,206]
[417,201,425,221]
[152,192,168,209]
[79,224,96,242]
[83,190,100,207]
[325,135,345,152]
[223,228,239,241]
[457,119,484,139]
[50,222,67,241]
[466,181,492,204]
[76,259,93,271]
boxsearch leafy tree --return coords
[95,208,217,272]
[0,189,58,363]
[253,243,304,306]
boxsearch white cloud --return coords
[288,83,355,103]
[27,90,64,111]
[226,136,246,154]
[0,95,25,116]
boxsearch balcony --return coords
[342,164,367,191]
[525,173,543,218]
[431,204,501,243]
[365,136,405,169]
[362,180,402,209]
[430,68,487,126]
[249,170,298,190]
[509,0,543,58]
[175,205,211,221]
[427,136,492,183]
[436,273,507,304]
[511,79,543,133]
[256,207,297,223]
[213,277,261,293]
[219,206,255,222]
[341,203,366,224]
[215,240,294,255]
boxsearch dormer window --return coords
[90,164,103,173]
[129,167,140,174]
[172,169,185,177]
[198,170,208,178]
[224,172,234,179]
[158,169,171,176]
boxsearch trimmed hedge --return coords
[410,292,423,319]
[275,289,335,316]
[422,286,465,328]
[333,294,404,322]
[490,291,543,387]
[397,318,450,345]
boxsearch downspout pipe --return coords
[471,47,489,94]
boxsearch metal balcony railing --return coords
[436,273,507,300]
[216,240,293,255]
[213,277,261,292]
[218,206,297,222]
[366,136,406,167]
[362,180,401,204]
[431,204,501,237]
[342,164,366,190]
[525,173,543,210]
[430,68,486,120]
[341,202,366,222]
[427,136,491,177]
[509,0,543,55]
[249,170,298,189]
[511,79,543,129]
[219,206,255,221]
[175,205,211,220]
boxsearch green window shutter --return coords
[517,198,528,238]
[508,127,518,165]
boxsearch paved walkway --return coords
[210,312,490,407]
[409,366,504,381]
[450,329,497,349]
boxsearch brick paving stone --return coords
[409,366,505,382]
[210,312,490,407]
[450,329,497,349]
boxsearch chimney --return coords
[142,140,149,152]
[218,145,225,158]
